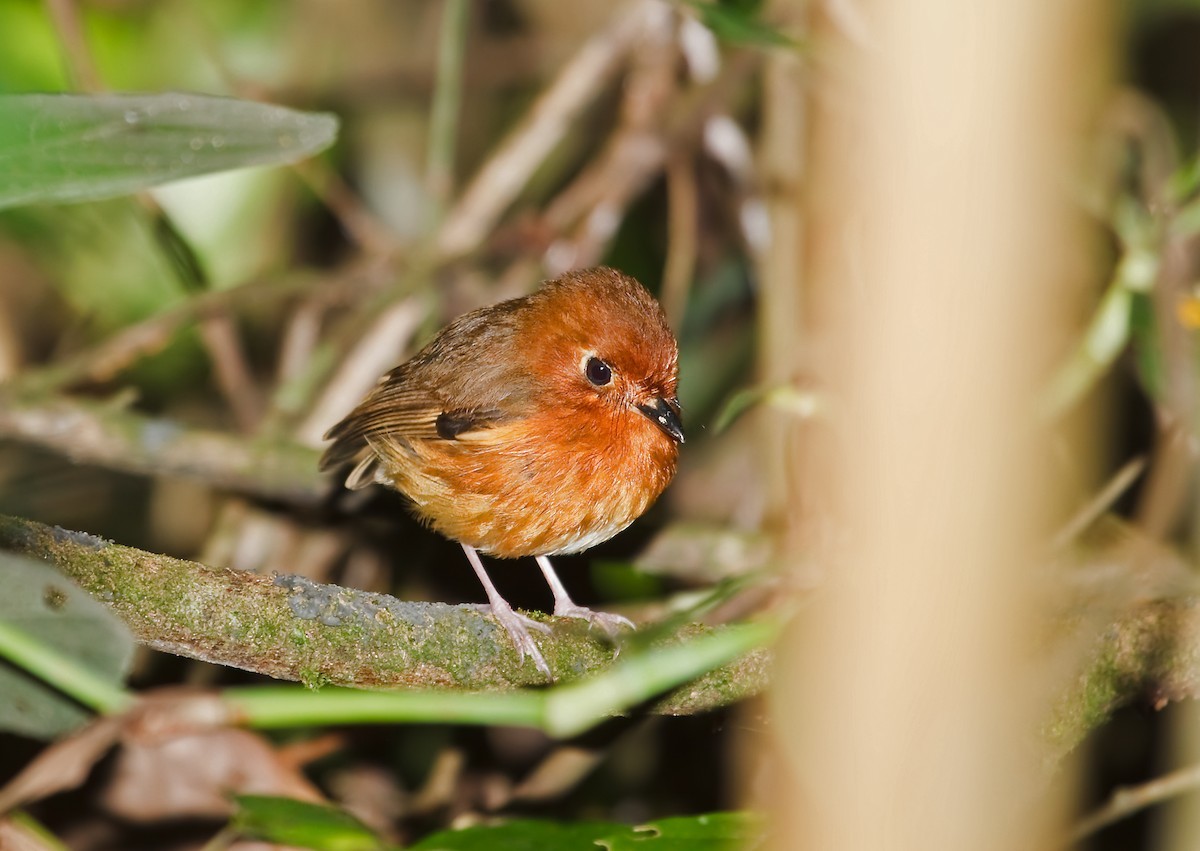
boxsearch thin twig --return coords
[662,149,699,330]
[0,392,326,504]
[541,2,677,258]
[276,300,328,390]
[292,161,404,257]
[1069,763,1200,844]
[0,298,19,383]
[10,268,343,396]
[1051,456,1147,549]
[1136,414,1195,538]
[543,50,759,274]
[197,315,264,433]
[756,43,806,523]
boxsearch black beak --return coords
[637,398,685,445]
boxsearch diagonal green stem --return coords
[426,0,471,222]
[0,618,132,716]
[223,620,776,737]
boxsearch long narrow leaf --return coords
[0,92,339,208]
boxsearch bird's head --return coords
[521,267,684,456]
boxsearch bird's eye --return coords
[585,356,612,387]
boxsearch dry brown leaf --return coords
[102,727,323,822]
[0,716,123,814]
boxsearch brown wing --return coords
[319,296,540,489]
[318,365,432,481]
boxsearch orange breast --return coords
[373,409,677,558]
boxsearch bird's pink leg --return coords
[535,555,635,638]
[461,544,552,677]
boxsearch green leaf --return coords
[409,813,766,851]
[685,2,798,49]
[232,795,391,851]
[409,820,637,850]
[601,813,767,850]
[0,553,133,738]
[712,383,822,433]
[0,92,339,209]
[1129,291,1166,403]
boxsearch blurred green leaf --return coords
[635,522,773,583]
[232,795,391,851]
[410,820,635,850]
[685,2,798,48]
[1037,253,1145,421]
[1168,153,1200,210]
[0,92,338,209]
[409,813,765,850]
[591,559,664,601]
[712,383,822,433]
[712,385,768,433]
[0,4,70,93]
[1130,291,1167,403]
[0,201,190,331]
[0,553,133,739]
[603,813,766,850]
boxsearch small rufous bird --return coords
[320,267,684,676]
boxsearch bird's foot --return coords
[552,604,635,640]
[472,602,552,677]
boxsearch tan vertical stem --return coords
[767,2,1107,850]
[756,38,807,536]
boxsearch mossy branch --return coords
[0,514,769,715]
[1045,596,1200,764]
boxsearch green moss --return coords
[299,668,334,690]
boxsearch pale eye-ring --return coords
[585,356,612,387]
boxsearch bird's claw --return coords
[553,605,635,640]
[473,603,552,677]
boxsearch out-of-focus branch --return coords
[662,149,699,331]
[541,48,759,274]
[1045,594,1200,766]
[434,1,652,259]
[197,315,264,433]
[756,36,806,534]
[540,2,679,273]
[288,161,402,258]
[12,264,375,397]
[0,392,325,505]
[0,514,770,712]
[1042,516,1200,766]
[1069,762,1200,844]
